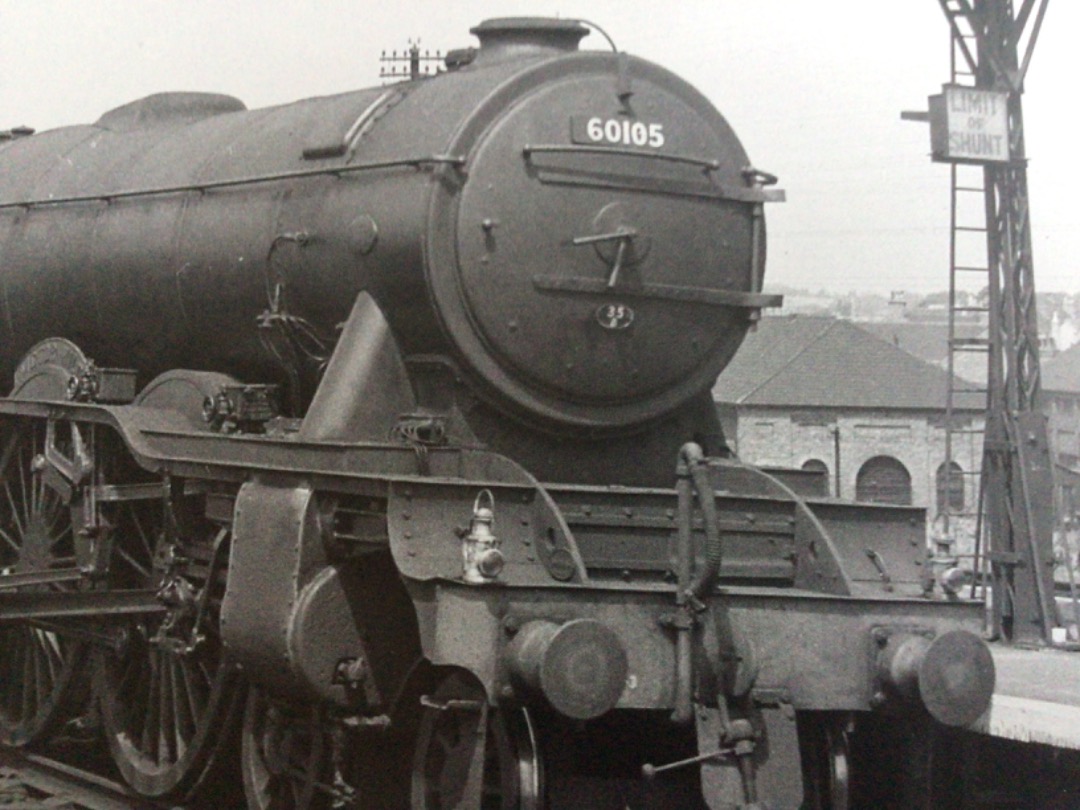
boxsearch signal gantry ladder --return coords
[936,0,1059,645]
[939,3,992,588]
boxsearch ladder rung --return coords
[948,429,985,436]
[956,186,985,193]
[951,337,990,346]
[955,266,989,272]
[956,226,987,233]
[952,306,989,313]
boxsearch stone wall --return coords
[730,405,985,555]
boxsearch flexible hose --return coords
[680,442,723,601]
[671,442,723,725]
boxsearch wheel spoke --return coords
[45,501,70,540]
[31,630,57,686]
[17,448,33,531]
[159,653,178,765]
[140,652,162,760]
[114,544,153,580]
[34,466,54,529]
[173,659,197,744]
[32,634,51,712]
[22,632,37,725]
[46,633,66,681]
[185,659,207,727]
[133,510,155,567]
[129,654,151,734]
[9,637,28,717]
[116,644,143,696]
[4,481,25,538]
[169,659,190,763]
[0,524,21,554]
[195,658,215,689]
[0,431,21,477]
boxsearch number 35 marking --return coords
[596,303,635,330]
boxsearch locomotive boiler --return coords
[0,17,995,809]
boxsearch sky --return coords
[0,1,1075,295]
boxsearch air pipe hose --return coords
[672,442,723,724]
[682,442,723,600]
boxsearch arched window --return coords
[800,458,831,495]
[856,456,912,505]
[936,461,965,513]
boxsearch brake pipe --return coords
[671,442,724,724]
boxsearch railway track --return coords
[0,748,174,810]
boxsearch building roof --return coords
[713,315,985,411]
[861,320,989,386]
[861,321,984,367]
[1044,342,1080,393]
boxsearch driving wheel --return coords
[241,688,337,810]
[95,496,241,800]
[0,422,86,747]
[412,671,542,810]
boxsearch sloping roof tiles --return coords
[713,315,984,411]
[861,321,984,367]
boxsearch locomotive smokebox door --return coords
[425,36,782,431]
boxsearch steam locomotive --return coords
[0,18,995,809]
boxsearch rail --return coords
[0,748,168,809]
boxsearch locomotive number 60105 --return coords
[572,115,666,147]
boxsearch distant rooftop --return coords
[713,315,985,411]
[1044,342,1080,393]
[861,321,983,367]
[861,320,989,385]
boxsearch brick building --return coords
[713,316,984,552]
[1044,343,1080,525]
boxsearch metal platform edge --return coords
[970,644,1080,751]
